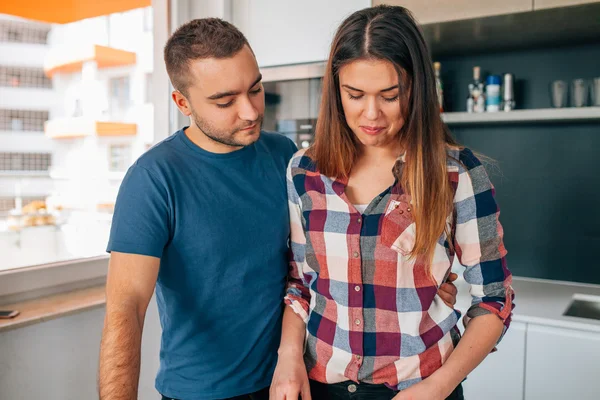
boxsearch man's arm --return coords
[98,252,160,400]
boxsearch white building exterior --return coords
[0,8,153,270]
[0,14,55,212]
[45,7,154,211]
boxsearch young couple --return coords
[99,5,514,400]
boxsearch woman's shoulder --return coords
[288,148,319,174]
[446,145,484,173]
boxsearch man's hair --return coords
[164,18,250,97]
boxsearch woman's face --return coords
[338,59,405,150]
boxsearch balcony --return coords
[0,86,55,111]
[44,45,137,77]
[0,42,48,68]
[45,117,137,139]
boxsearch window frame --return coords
[0,0,170,303]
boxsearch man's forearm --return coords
[98,308,144,400]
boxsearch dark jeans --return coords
[161,385,270,400]
[309,380,464,400]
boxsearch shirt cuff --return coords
[462,288,515,348]
[284,295,310,324]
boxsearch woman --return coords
[270,5,514,400]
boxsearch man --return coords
[98,18,458,400]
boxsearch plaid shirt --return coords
[284,147,514,390]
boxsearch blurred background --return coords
[0,0,598,399]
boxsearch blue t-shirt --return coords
[107,128,297,399]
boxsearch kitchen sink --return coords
[563,294,600,321]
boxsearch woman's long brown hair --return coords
[310,5,460,267]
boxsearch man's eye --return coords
[216,101,234,108]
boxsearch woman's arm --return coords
[394,315,503,399]
[270,307,312,400]
[271,155,313,400]
[396,149,514,399]
[432,314,504,395]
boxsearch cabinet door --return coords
[525,324,600,400]
[534,0,600,10]
[461,321,527,400]
[372,0,533,24]
[233,0,371,67]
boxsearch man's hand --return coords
[270,349,312,400]
[438,272,458,308]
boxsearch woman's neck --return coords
[358,142,403,165]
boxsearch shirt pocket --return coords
[380,194,415,256]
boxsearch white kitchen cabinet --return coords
[371,0,533,24]
[534,0,600,10]
[525,324,600,400]
[232,0,370,67]
[461,321,527,400]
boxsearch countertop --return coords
[1,276,600,334]
[454,276,600,333]
[0,285,105,333]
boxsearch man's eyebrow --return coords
[207,90,240,101]
[207,74,263,100]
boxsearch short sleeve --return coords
[106,165,170,258]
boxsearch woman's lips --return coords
[360,126,385,135]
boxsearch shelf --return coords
[442,107,600,125]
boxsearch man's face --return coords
[174,45,265,148]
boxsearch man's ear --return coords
[172,90,192,116]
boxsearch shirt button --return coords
[348,384,357,393]
[354,285,361,292]
[357,217,362,223]
[353,251,359,258]
[355,319,361,325]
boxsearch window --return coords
[0,67,52,89]
[11,118,23,131]
[0,5,157,278]
[0,197,16,212]
[8,71,21,87]
[108,144,131,172]
[0,109,48,132]
[0,21,49,44]
[109,77,131,115]
[7,29,19,41]
[0,152,52,172]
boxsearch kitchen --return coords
[0,0,599,399]
[248,2,600,398]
